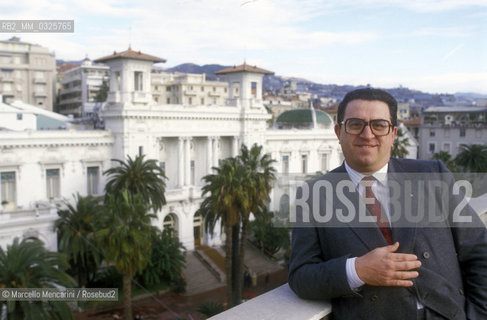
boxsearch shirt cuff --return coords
[346,257,365,290]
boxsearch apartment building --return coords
[0,37,56,110]
[152,72,228,106]
[57,58,110,117]
[418,106,487,159]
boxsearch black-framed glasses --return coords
[340,118,393,136]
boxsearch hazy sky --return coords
[1,0,486,94]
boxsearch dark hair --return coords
[337,88,398,127]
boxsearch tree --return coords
[391,127,410,158]
[94,80,109,102]
[432,151,456,172]
[0,238,76,320]
[96,190,157,320]
[455,144,487,172]
[198,157,245,308]
[54,194,102,288]
[104,154,167,212]
[234,144,276,304]
[136,228,186,289]
[249,210,290,255]
[198,144,276,307]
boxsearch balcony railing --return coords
[209,283,332,320]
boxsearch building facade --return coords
[0,37,56,110]
[0,48,342,252]
[57,58,110,117]
[152,72,228,106]
[418,106,487,159]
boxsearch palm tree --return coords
[234,144,276,303]
[198,157,246,308]
[104,155,167,212]
[96,190,157,320]
[432,151,456,172]
[391,127,410,158]
[54,194,102,288]
[0,238,76,320]
[198,144,276,307]
[455,144,487,172]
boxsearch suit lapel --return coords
[388,159,417,253]
[333,163,390,250]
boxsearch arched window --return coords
[279,194,290,219]
[163,213,178,237]
[193,212,203,246]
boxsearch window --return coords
[321,154,328,172]
[17,113,22,120]
[166,97,170,104]
[201,98,204,105]
[46,169,60,199]
[251,82,257,97]
[282,155,289,174]
[166,86,172,92]
[213,87,216,92]
[87,167,99,195]
[159,162,165,171]
[428,143,436,154]
[301,155,308,174]
[139,146,144,156]
[163,214,178,237]
[190,160,195,185]
[442,143,451,153]
[279,194,290,216]
[115,72,121,90]
[189,97,192,105]
[134,71,143,91]
[430,130,435,137]
[1,172,16,205]
[460,128,466,137]
[201,86,204,92]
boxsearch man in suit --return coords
[288,88,487,320]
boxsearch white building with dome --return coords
[0,48,342,251]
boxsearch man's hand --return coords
[355,242,421,287]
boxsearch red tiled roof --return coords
[403,118,421,126]
[94,48,166,63]
[215,62,274,75]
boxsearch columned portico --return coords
[184,137,192,186]
[207,136,213,173]
[178,137,184,187]
[212,136,220,168]
[232,136,239,157]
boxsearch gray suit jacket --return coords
[288,158,487,320]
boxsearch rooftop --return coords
[94,47,166,63]
[423,106,487,113]
[276,109,332,124]
[215,62,274,75]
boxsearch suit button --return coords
[423,252,430,259]
[459,289,464,296]
[371,295,378,302]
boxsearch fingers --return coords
[394,259,422,271]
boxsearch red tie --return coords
[361,176,393,245]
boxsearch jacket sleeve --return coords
[438,160,487,319]
[288,183,358,300]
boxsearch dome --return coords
[276,109,332,125]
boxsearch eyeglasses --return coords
[340,118,393,136]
